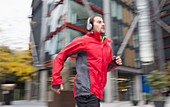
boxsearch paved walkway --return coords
[101,101,170,107]
[101,97,170,107]
[0,98,170,107]
[0,100,47,107]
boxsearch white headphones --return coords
[86,17,92,31]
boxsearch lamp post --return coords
[1,84,16,105]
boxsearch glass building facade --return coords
[160,1,170,63]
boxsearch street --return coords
[0,97,170,107]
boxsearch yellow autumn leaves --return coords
[0,47,35,82]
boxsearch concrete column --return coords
[136,0,154,63]
[39,70,48,101]
[114,70,119,101]
[24,81,32,100]
[39,0,48,102]
[105,72,112,102]
[103,0,112,102]
[103,0,112,39]
[31,69,39,100]
[134,75,142,100]
[111,70,119,101]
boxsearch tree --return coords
[146,70,168,101]
[0,46,35,83]
[165,61,170,87]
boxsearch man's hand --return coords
[51,84,63,94]
[113,56,122,65]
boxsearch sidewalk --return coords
[101,101,151,107]
[101,101,170,107]
[0,100,47,107]
[0,98,169,107]
[100,97,169,107]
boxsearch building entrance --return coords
[118,73,134,101]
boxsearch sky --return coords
[0,0,32,50]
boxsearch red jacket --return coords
[52,31,118,99]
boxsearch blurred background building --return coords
[27,0,169,103]
[138,0,170,74]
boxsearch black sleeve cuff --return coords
[52,85,60,89]
[107,59,119,71]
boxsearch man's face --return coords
[93,16,105,34]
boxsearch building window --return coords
[87,0,103,10]
[67,28,85,43]
[67,1,91,29]
[50,4,63,31]
[111,0,117,17]
[117,4,123,20]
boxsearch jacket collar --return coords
[86,31,112,43]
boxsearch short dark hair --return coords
[86,15,103,30]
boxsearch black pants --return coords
[75,94,100,107]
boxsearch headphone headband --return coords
[87,17,92,31]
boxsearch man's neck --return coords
[100,33,105,39]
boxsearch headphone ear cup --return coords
[87,17,92,30]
